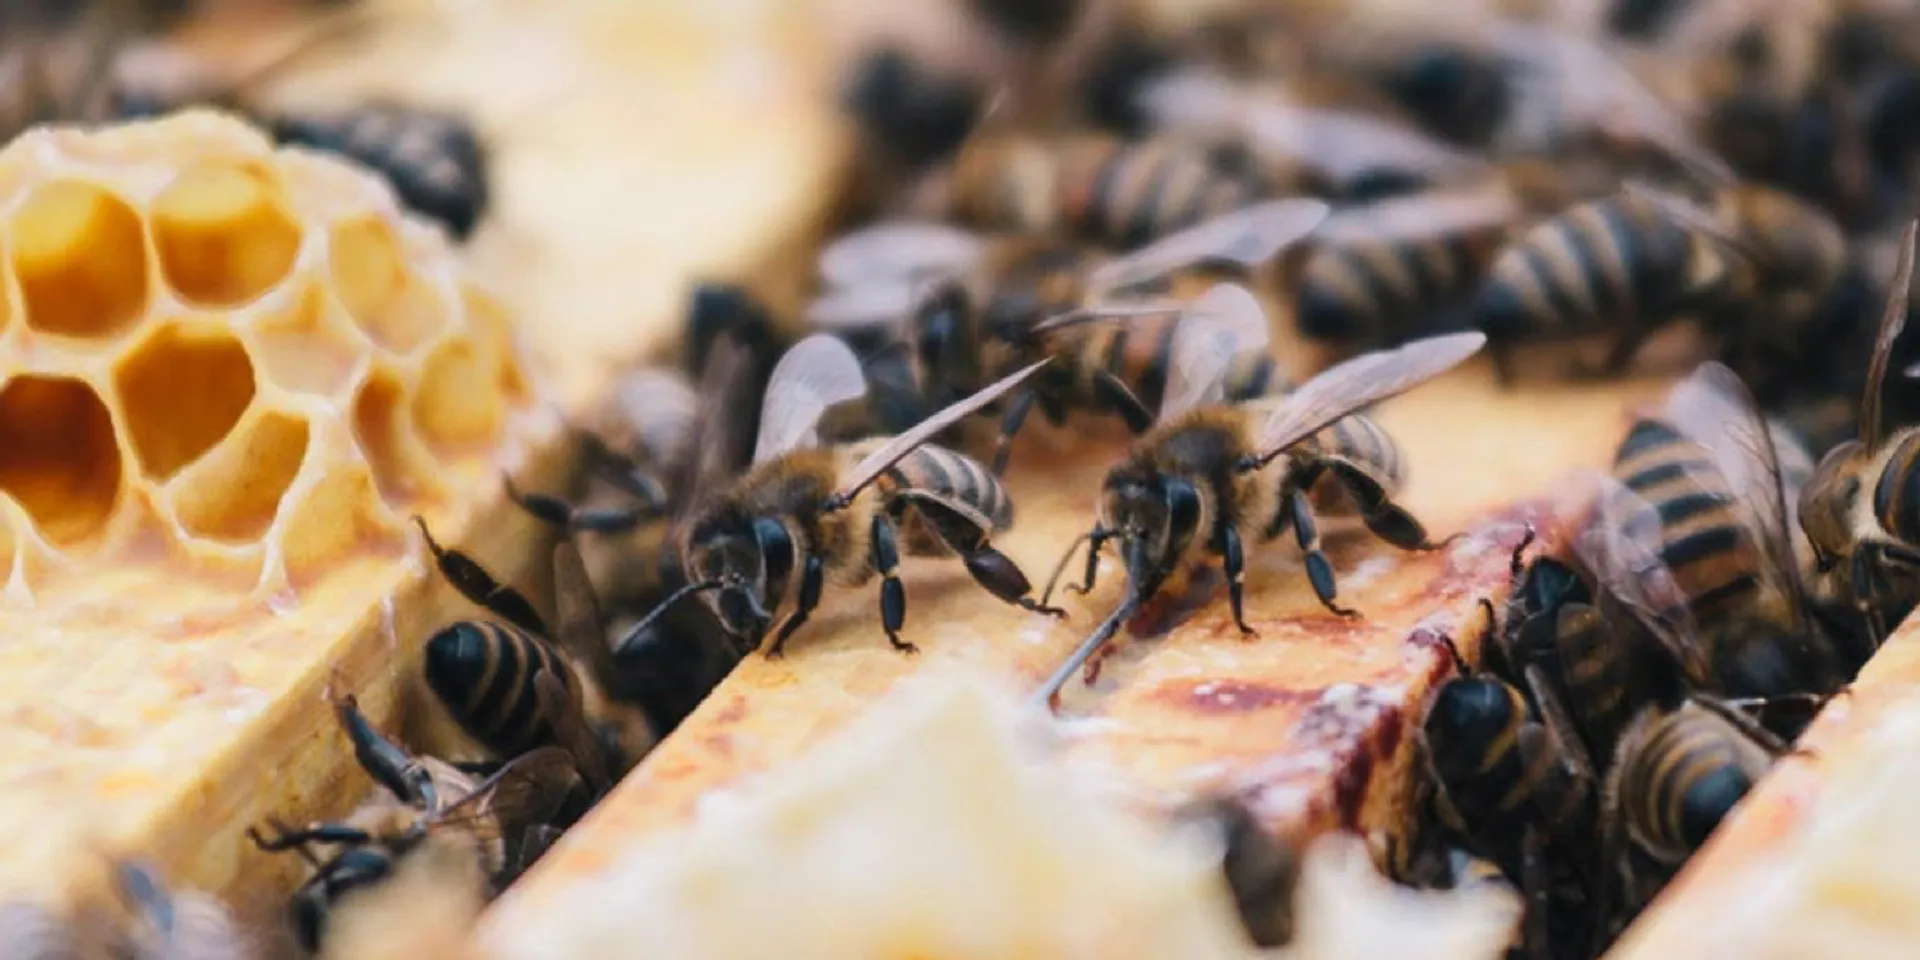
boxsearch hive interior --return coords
[0,110,533,596]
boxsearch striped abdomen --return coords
[1615,706,1768,863]
[1425,678,1556,827]
[1056,135,1258,249]
[1612,418,1764,626]
[1295,231,1499,343]
[1476,192,1722,342]
[1871,430,1920,547]
[1299,412,1409,515]
[1055,318,1284,421]
[1552,600,1640,760]
[423,621,579,759]
[878,444,1014,545]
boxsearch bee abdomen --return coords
[1872,432,1920,545]
[1064,137,1253,248]
[1320,413,1407,489]
[1296,235,1489,343]
[887,446,1014,530]
[1629,713,1759,859]
[269,105,488,240]
[1614,420,1762,621]
[1476,194,1691,342]
[423,621,574,758]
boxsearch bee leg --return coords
[765,555,825,660]
[989,386,1040,476]
[1219,523,1258,636]
[1288,489,1359,618]
[1570,327,1647,380]
[1687,692,1794,756]
[412,516,550,637]
[504,475,655,535]
[1518,824,1549,960]
[333,693,436,809]
[579,434,671,507]
[1509,524,1537,577]
[870,513,918,654]
[1317,460,1457,551]
[248,822,372,852]
[1041,527,1108,606]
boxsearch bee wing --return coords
[1865,220,1917,449]
[1489,23,1733,188]
[432,745,586,843]
[816,220,987,291]
[1084,198,1330,297]
[1158,283,1272,420]
[833,359,1050,503]
[1243,97,1490,182]
[1572,472,1714,687]
[671,331,758,520]
[752,334,868,465]
[1311,184,1521,246]
[531,669,611,796]
[1663,362,1812,624]
[1620,180,1767,264]
[803,281,920,331]
[551,539,621,698]
[1250,332,1485,467]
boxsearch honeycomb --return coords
[0,110,533,597]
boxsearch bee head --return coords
[684,513,795,643]
[1101,469,1203,598]
[1799,440,1868,569]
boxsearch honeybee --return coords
[1169,795,1300,949]
[1291,182,1522,349]
[810,199,1330,474]
[1593,696,1788,943]
[1595,362,1850,711]
[248,692,581,953]
[1801,220,1920,645]
[905,129,1274,249]
[110,859,254,960]
[0,2,491,240]
[621,334,1060,658]
[414,518,655,793]
[1031,306,1486,704]
[0,898,76,960]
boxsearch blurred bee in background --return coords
[109,859,254,960]
[1032,307,1486,705]
[1168,794,1300,949]
[1801,220,1920,647]
[809,199,1330,473]
[620,335,1059,658]
[0,0,492,239]
[413,518,656,794]
[248,692,582,953]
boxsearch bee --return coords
[1169,795,1299,949]
[906,130,1272,249]
[1474,184,1748,383]
[413,518,655,793]
[620,335,1061,658]
[0,899,77,960]
[0,2,491,240]
[1800,220,1920,645]
[809,199,1330,474]
[1594,696,1788,942]
[248,692,581,954]
[110,859,254,960]
[1291,182,1522,349]
[1598,361,1850,709]
[1031,306,1486,704]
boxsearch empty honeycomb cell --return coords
[170,410,309,544]
[412,339,502,451]
[330,217,445,352]
[462,283,531,403]
[10,180,149,341]
[150,161,303,307]
[248,283,363,396]
[352,369,426,502]
[0,376,123,545]
[114,320,256,481]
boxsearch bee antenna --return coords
[611,579,726,655]
[1439,626,1473,676]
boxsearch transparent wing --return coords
[1311,183,1521,246]
[1252,332,1485,465]
[803,281,921,330]
[433,745,586,842]
[1242,96,1491,182]
[1159,283,1272,420]
[1663,362,1812,623]
[835,359,1050,503]
[672,331,757,515]
[1085,198,1329,296]
[1865,219,1917,448]
[1571,472,1713,686]
[532,669,610,796]
[753,334,868,464]
[816,220,987,290]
